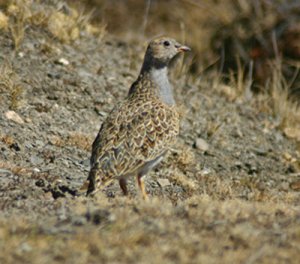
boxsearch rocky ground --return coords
[0,5,300,263]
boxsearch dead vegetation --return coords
[266,59,300,143]
[0,0,105,48]
[218,57,300,147]
[0,62,23,110]
[49,133,93,151]
[0,196,299,264]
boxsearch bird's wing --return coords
[88,96,179,186]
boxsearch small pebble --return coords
[235,128,243,138]
[18,52,24,58]
[57,57,69,65]
[33,167,41,173]
[200,168,212,175]
[5,111,24,124]
[279,182,289,192]
[157,178,171,188]
[30,155,43,165]
[195,138,209,151]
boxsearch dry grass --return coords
[7,0,29,50]
[0,196,299,264]
[47,10,79,43]
[252,59,300,144]
[47,7,105,43]
[49,133,93,151]
[2,0,105,49]
[0,134,15,146]
[0,161,33,177]
[0,62,24,110]
[205,57,300,144]
[268,60,300,138]
[0,10,8,30]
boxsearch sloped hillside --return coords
[0,1,300,263]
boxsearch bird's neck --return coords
[140,66,175,106]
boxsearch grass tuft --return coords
[265,59,300,141]
[0,62,24,110]
[0,10,8,30]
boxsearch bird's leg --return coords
[119,178,128,196]
[137,174,148,200]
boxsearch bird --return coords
[86,37,190,199]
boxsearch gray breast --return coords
[150,67,175,105]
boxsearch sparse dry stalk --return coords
[266,58,300,141]
[10,15,25,50]
[228,57,253,99]
[9,83,23,110]
[0,62,23,110]
[269,59,290,127]
[8,0,31,50]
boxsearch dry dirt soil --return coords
[0,11,300,264]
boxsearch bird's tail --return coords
[76,165,98,196]
[86,166,97,196]
[77,180,89,196]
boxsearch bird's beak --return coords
[177,44,191,52]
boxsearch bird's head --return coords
[142,37,191,70]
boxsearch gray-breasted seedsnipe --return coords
[87,37,190,199]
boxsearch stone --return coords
[157,178,171,188]
[195,138,209,151]
[5,111,24,124]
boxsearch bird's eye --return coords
[163,41,170,47]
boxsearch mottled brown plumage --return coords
[87,37,190,198]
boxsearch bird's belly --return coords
[137,152,166,177]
